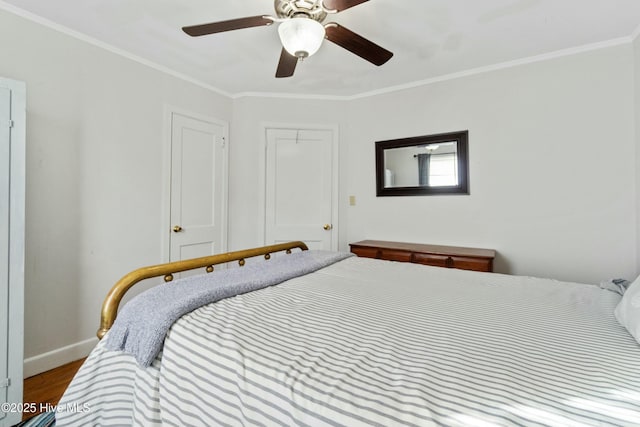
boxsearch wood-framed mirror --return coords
[376,130,469,196]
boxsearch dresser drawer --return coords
[449,256,493,272]
[412,253,453,268]
[379,249,413,263]
[350,246,379,259]
[351,246,413,262]
[412,253,492,272]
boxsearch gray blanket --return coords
[104,250,353,366]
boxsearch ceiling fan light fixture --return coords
[278,17,325,59]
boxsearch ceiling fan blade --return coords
[276,48,298,78]
[324,23,393,66]
[182,15,273,37]
[322,0,369,12]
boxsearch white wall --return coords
[0,10,232,374]
[344,45,636,284]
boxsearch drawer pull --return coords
[446,256,454,268]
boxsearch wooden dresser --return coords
[349,240,496,272]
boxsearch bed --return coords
[57,241,640,426]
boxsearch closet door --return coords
[264,127,338,251]
[168,112,228,262]
[0,86,9,425]
[0,79,25,427]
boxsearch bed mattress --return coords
[58,256,640,426]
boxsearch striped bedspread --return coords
[58,256,640,426]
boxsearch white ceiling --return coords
[3,0,640,97]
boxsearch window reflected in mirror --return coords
[376,131,469,196]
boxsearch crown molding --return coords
[1,1,637,102]
[0,1,233,99]
[231,91,346,101]
[344,36,633,101]
[235,36,633,101]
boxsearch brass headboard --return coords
[97,241,309,339]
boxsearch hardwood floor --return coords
[22,359,85,421]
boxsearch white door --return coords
[265,128,337,250]
[0,78,24,427]
[169,112,228,262]
[0,87,10,424]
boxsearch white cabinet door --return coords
[264,128,337,250]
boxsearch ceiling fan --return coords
[182,0,393,78]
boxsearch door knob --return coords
[323,224,333,230]
[173,225,183,233]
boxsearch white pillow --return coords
[615,275,640,343]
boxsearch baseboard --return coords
[23,337,98,378]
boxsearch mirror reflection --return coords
[375,130,469,196]
[383,142,458,188]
